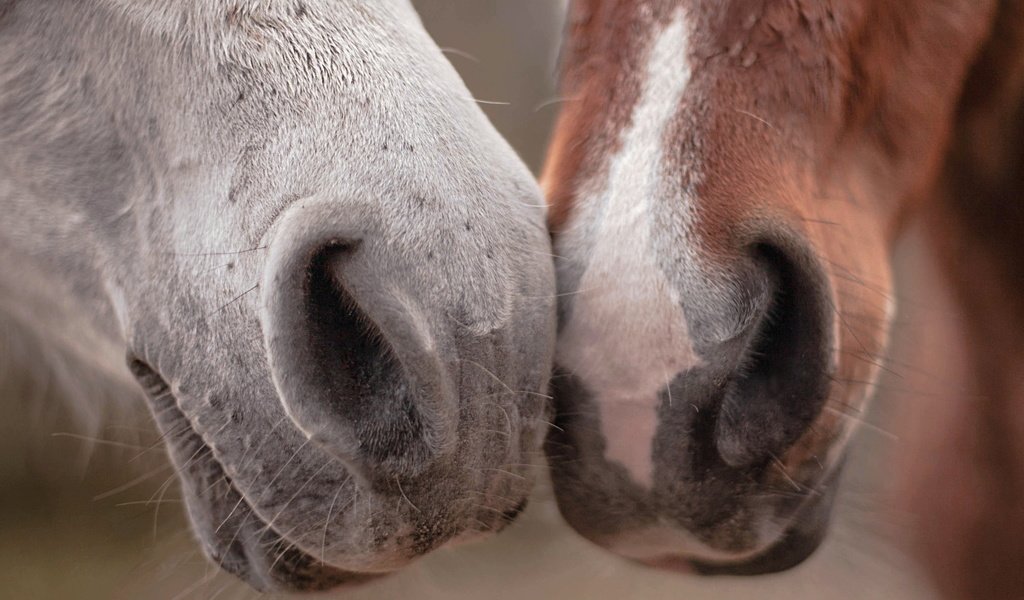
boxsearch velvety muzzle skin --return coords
[542,0,998,573]
[0,0,556,591]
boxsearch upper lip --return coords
[132,357,532,591]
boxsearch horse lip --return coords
[689,470,840,576]
[689,521,827,576]
[168,400,365,591]
[130,358,362,591]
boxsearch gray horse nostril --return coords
[261,205,459,489]
[302,245,432,469]
[714,241,834,469]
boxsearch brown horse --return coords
[542,0,1024,597]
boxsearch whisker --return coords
[93,463,173,501]
[476,467,527,481]
[167,246,267,258]
[258,461,331,535]
[206,283,259,318]
[465,97,511,106]
[115,499,183,507]
[267,533,301,572]
[534,95,580,112]
[321,482,347,564]
[253,439,312,510]
[823,405,899,441]
[225,416,288,490]
[51,431,149,450]
[395,476,421,513]
[797,216,843,227]
[523,285,604,300]
[767,453,812,494]
[198,261,239,275]
[537,418,564,433]
[439,47,480,63]
[841,349,902,379]
[128,422,192,463]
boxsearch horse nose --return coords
[553,222,834,479]
[705,237,835,469]
[260,200,458,488]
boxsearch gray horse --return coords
[0,0,555,591]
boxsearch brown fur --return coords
[544,0,994,485]
[542,0,649,232]
[544,0,1024,590]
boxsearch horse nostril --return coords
[301,245,437,471]
[714,242,834,469]
[261,207,459,488]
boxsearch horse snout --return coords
[244,194,555,577]
[549,222,838,568]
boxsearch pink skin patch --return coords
[599,399,664,488]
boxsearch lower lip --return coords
[636,555,696,574]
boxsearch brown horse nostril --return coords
[714,241,834,469]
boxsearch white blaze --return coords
[556,10,697,488]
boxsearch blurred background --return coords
[0,1,962,598]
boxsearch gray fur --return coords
[0,0,555,591]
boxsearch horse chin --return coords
[138,374,364,591]
[608,465,841,578]
[688,527,825,576]
[690,475,840,577]
[630,515,832,577]
[181,457,370,593]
